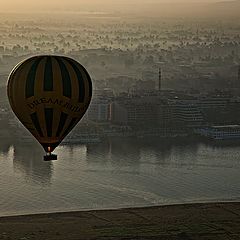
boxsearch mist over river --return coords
[0,137,240,217]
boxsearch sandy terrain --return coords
[0,202,240,240]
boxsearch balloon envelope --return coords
[7,55,92,153]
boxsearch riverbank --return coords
[0,202,240,239]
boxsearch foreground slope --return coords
[0,202,240,239]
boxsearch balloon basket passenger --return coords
[44,153,57,161]
[44,147,57,161]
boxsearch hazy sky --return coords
[1,0,239,18]
[0,0,234,8]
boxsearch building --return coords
[110,96,172,128]
[196,125,240,140]
[169,96,204,128]
[87,99,110,122]
[198,95,230,110]
[109,102,128,125]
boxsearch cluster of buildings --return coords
[1,63,240,140]
[86,66,240,139]
[85,87,240,138]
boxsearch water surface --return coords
[0,137,240,216]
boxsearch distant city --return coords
[0,12,240,143]
[2,72,240,142]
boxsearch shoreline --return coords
[0,200,239,218]
[1,199,240,218]
[1,202,240,239]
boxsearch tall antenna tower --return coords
[158,68,162,91]
[238,65,240,85]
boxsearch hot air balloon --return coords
[7,55,92,161]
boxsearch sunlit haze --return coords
[0,0,239,19]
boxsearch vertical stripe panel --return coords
[56,112,68,137]
[66,59,85,103]
[44,108,53,137]
[62,117,78,138]
[30,112,44,137]
[81,65,92,101]
[25,57,42,98]
[34,57,47,98]
[51,57,63,98]
[44,57,53,91]
[55,57,72,98]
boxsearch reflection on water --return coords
[13,143,53,185]
[1,137,240,216]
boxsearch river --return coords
[0,137,240,216]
